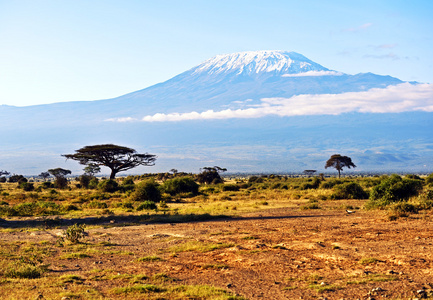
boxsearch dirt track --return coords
[2,203,433,299]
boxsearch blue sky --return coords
[0,0,432,107]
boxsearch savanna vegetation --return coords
[1,149,433,299]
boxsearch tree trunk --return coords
[338,169,341,178]
[109,170,117,180]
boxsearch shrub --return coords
[197,167,225,184]
[54,176,69,189]
[331,182,368,200]
[391,202,418,214]
[137,200,157,211]
[131,180,161,202]
[369,174,423,207]
[98,179,119,193]
[63,224,86,244]
[222,184,241,192]
[41,181,53,189]
[417,189,433,210]
[248,176,264,183]
[79,175,92,189]
[19,182,34,192]
[84,177,97,189]
[0,177,6,183]
[120,177,135,192]
[8,175,27,183]
[300,177,321,190]
[9,201,62,216]
[4,258,46,279]
[426,173,433,186]
[86,200,108,209]
[320,179,344,189]
[162,177,199,196]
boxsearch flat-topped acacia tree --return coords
[63,144,157,179]
[325,154,356,178]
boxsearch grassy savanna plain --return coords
[1,173,433,299]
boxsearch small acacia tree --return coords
[83,163,101,176]
[38,172,50,181]
[197,166,227,184]
[63,144,157,179]
[325,154,356,178]
[48,168,71,189]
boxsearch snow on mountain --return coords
[191,50,330,76]
[0,50,431,174]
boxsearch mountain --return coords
[0,50,431,175]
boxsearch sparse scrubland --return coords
[1,173,433,299]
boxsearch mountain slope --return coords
[0,50,431,175]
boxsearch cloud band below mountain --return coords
[109,83,433,122]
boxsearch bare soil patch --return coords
[1,201,433,299]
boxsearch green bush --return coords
[300,177,321,190]
[320,179,344,189]
[131,180,161,202]
[5,201,63,216]
[98,179,119,193]
[63,224,86,244]
[120,177,135,192]
[54,176,69,189]
[391,202,418,214]
[79,175,92,189]
[86,200,108,209]
[8,175,27,183]
[88,177,99,189]
[331,182,368,200]
[162,177,199,196]
[19,182,34,192]
[367,174,423,208]
[136,200,157,211]
[221,184,241,192]
[426,173,433,186]
[248,176,264,183]
[41,181,54,189]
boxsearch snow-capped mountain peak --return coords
[192,50,330,76]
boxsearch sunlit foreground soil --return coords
[1,200,433,299]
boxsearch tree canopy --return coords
[48,168,71,178]
[325,154,356,178]
[63,144,157,179]
[197,166,226,184]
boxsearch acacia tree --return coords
[63,144,157,179]
[325,154,356,178]
[197,166,227,184]
[0,170,10,176]
[48,168,71,189]
[39,172,50,181]
[83,163,101,176]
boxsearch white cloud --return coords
[108,83,433,122]
[282,70,344,77]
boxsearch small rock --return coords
[416,290,427,298]
[61,297,70,300]
[372,287,384,292]
[387,270,398,275]
[226,283,233,288]
[320,281,326,286]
